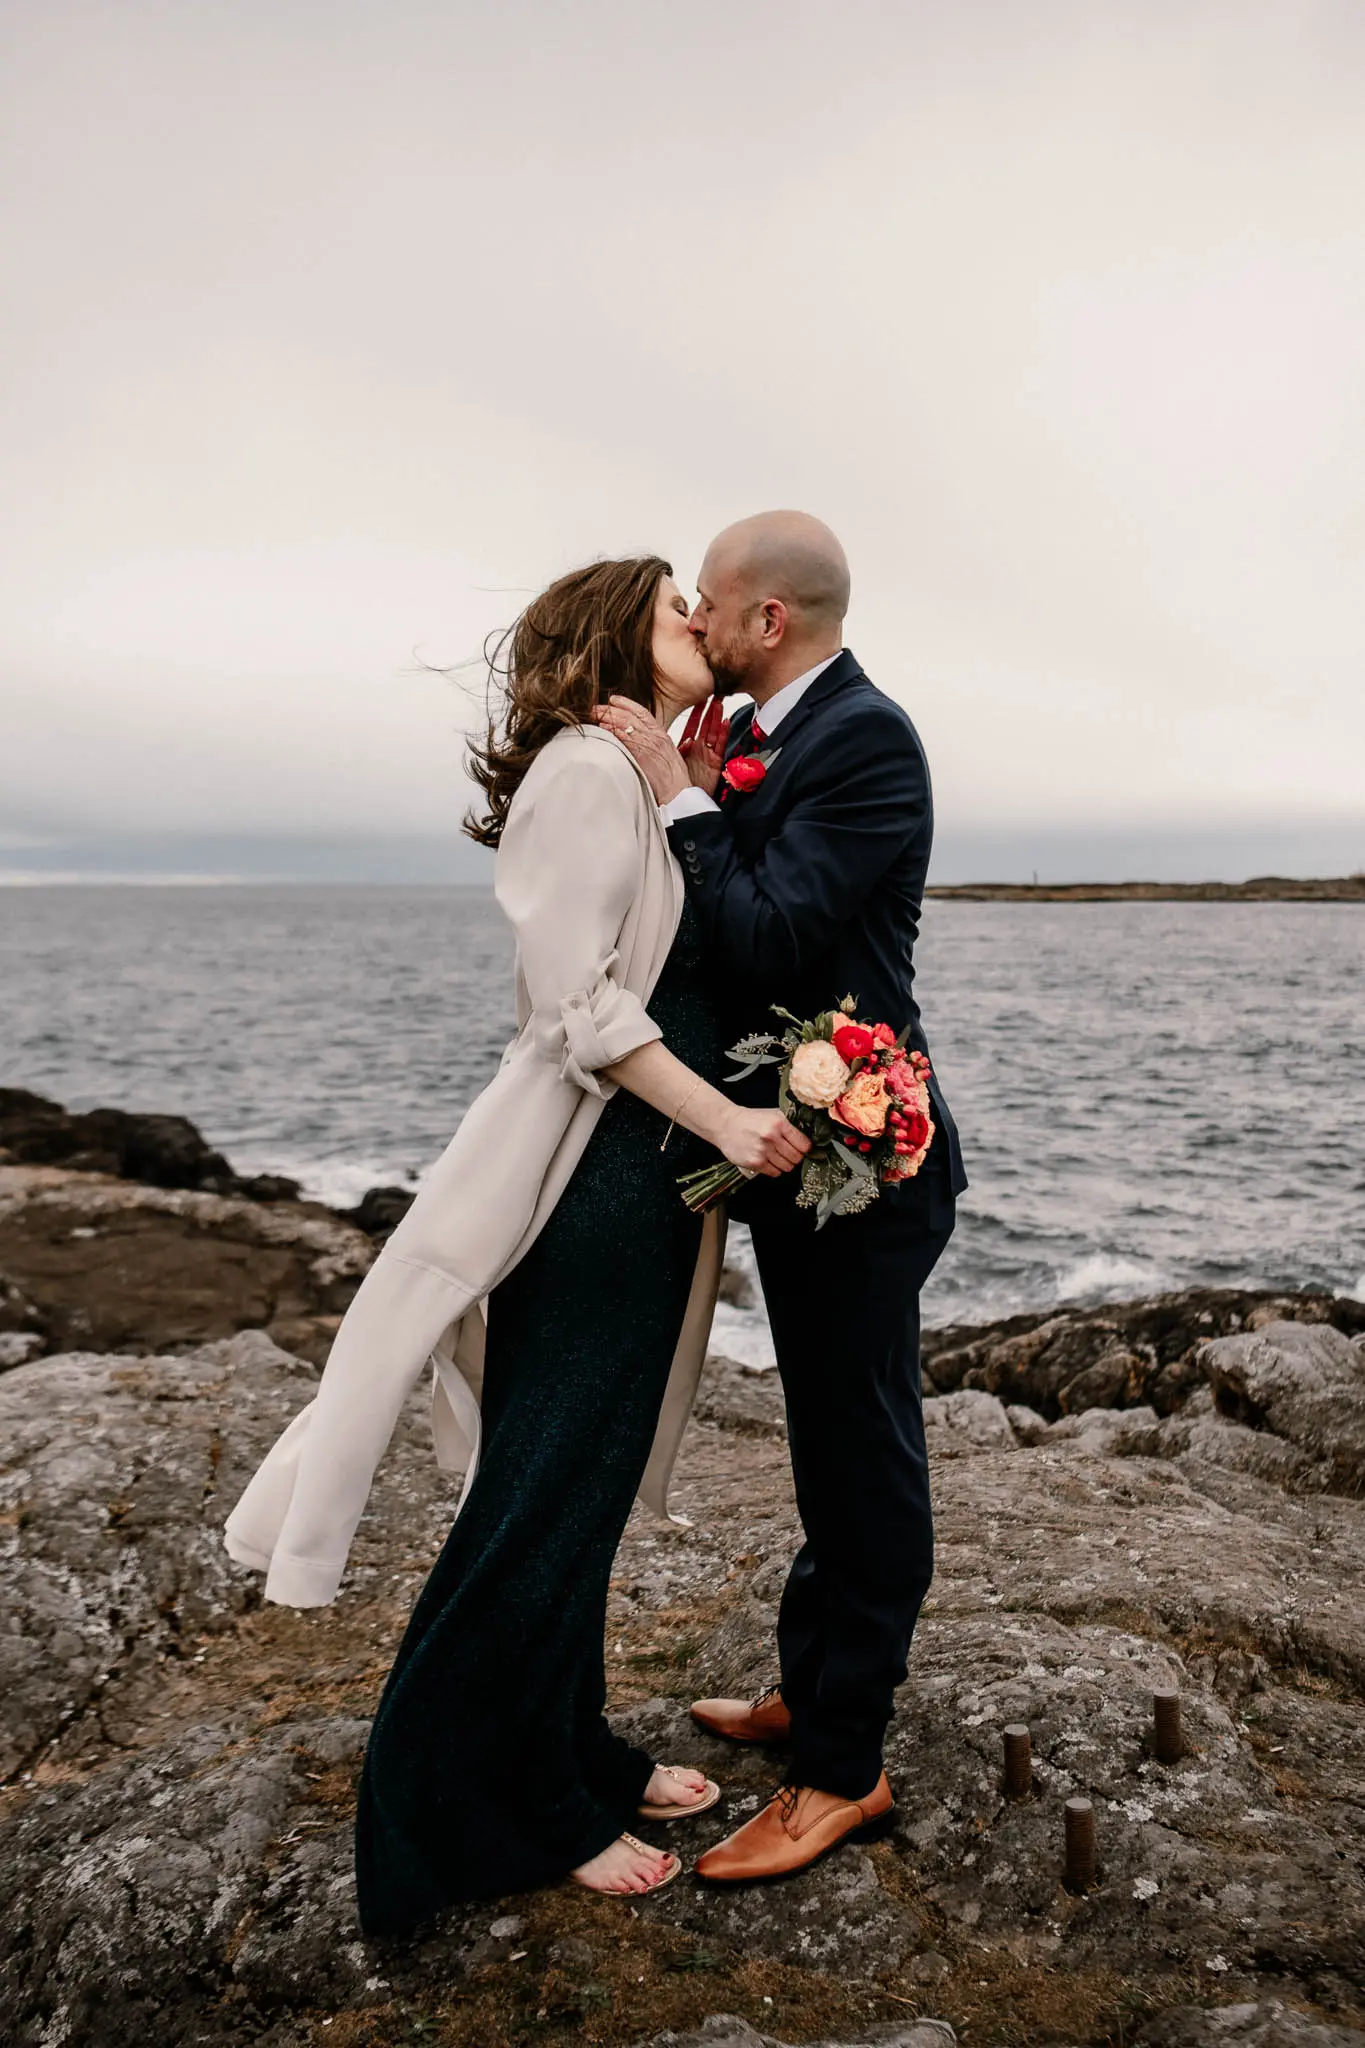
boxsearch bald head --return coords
[693,510,850,697]
[704,510,850,630]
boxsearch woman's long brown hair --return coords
[463,554,673,848]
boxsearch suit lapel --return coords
[723,649,863,770]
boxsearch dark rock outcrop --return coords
[341,1182,417,1238]
[0,1087,298,1202]
[0,1087,414,1236]
[923,1287,1365,1418]
[0,1167,375,1367]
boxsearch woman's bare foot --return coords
[572,1833,677,1895]
[643,1764,709,1810]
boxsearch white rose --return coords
[788,1038,851,1108]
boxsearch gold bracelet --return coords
[660,1076,705,1152]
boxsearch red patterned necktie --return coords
[749,715,767,746]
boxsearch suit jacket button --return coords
[683,839,697,852]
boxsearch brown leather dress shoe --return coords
[695,1773,895,1885]
[690,1684,793,1745]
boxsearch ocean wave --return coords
[229,1152,426,1211]
[1053,1252,1171,1304]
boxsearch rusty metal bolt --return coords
[1152,1688,1183,1764]
[1002,1723,1032,1799]
[1063,1796,1097,1892]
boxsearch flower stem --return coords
[677,1160,746,1213]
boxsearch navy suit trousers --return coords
[747,1162,955,1796]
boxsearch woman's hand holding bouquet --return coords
[715,1104,810,1180]
[679,998,936,1228]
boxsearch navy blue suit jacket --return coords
[666,648,967,1200]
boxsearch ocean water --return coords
[1,887,1361,1364]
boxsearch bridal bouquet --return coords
[679,998,936,1228]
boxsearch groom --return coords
[601,510,967,1882]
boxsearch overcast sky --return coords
[2,0,1362,881]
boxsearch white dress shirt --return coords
[660,653,842,827]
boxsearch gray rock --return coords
[0,1329,43,1368]
[0,1332,310,1778]
[1201,1322,1365,1491]
[642,2026,767,2048]
[0,1717,374,2045]
[1159,1408,1327,1491]
[1004,1403,1051,1446]
[637,2021,956,2048]
[657,1835,919,1975]
[923,1389,1017,1451]
[1133,2001,1365,2044]
[923,1288,1365,1419]
[0,1328,455,1781]
[1044,1403,1164,1456]
[717,1263,757,1310]
[696,1352,787,1437]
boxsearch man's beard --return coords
[702,631,754,694]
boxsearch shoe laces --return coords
[776,1780,802,1826]
[750,1683,782,1711]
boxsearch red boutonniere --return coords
[722,755,768,794]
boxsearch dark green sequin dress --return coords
[354,895,721,1936]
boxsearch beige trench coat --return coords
[223,724,727,1607]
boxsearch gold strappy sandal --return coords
[571,1831,683,1895]
[638,1763,722,1823]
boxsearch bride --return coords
[224,554,806,1932]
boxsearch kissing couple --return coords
[225,510,967,1934]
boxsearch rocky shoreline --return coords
[924,877,1365,903]
[2,1090,1363,2047]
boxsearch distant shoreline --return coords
[2,872,1362,900]
[925,875,1365,903]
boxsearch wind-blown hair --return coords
[463,554,672,849]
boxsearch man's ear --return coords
[760,598,789,647]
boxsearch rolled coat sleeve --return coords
[495,740,663,1096]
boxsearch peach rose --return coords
[788,1038,851,1108]
[829,1068,890,1136]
